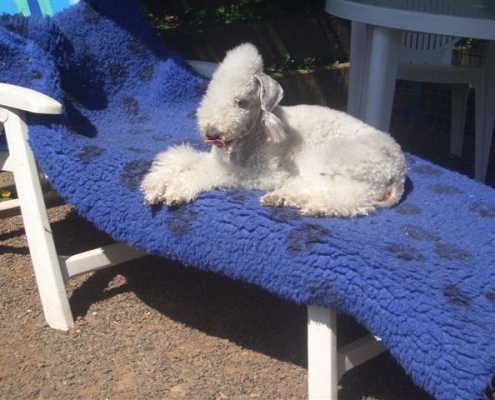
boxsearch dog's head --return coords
[196,43,286,148]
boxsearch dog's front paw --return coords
[150,172,202,206]
[141,146,200,206]
[141,179,169,205]
[142,184,194,206]
[162,184,195,206]
[141,145,224,206]
[142,182,194,206]
[143,191,163,205]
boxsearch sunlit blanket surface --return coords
[1,1,494,398]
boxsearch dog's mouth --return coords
[204,139,231,148]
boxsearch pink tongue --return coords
[205,139,226,147]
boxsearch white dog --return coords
[141,43,407,217]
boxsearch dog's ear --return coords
[256,73,286,143]
[256,73,283,111]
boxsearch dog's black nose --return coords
[206,128,221,141]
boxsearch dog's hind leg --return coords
[260,175,377,217]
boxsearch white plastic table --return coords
[325,0,495,133]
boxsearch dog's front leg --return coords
[141,143,232,205]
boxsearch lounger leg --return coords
[307,305,338,400]
[1,106,74,330]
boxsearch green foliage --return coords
[148,0,325,30]
[265,55,342,73]
[145,0,343,73]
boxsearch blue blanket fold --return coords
[1,1,494,398]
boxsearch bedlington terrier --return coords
[141,43,407,217]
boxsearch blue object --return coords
[0,1,494,399]
[0,0,76,17]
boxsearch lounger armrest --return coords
[187,60,217,79]
[0,83,62,115]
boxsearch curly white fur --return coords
[141,43,407,217]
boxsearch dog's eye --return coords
[235,98,249,108]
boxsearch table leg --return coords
[348,21,370,119]
[479,41,495,181]
[363,25,402,132]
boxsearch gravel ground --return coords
[1,116,493,399]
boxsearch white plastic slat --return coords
[62,242,147,280]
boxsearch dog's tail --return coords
[373,178,406,210]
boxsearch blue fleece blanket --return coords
[1,1,494,398]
